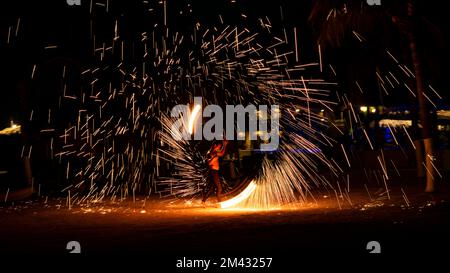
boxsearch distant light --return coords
[370,106,376,113]
[320,118,325,121]
[437,110,450,118]
[360,106,368,113]
[379,119,412,128]
[320,109,325,112]
[295,109,300,113]
[0,122,21,135]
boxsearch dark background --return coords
[1,0,449,190]
[1,0,449,127]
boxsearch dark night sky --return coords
[1,0,449,128]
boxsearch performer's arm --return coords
[216,141,228,157]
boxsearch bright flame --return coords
[188,104,201,135]
[219,181,257,209]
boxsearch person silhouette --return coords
[202,139,228,203]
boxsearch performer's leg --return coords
[212,170,222,202]
[202,171,214,202]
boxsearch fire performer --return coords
[202,139,228,203]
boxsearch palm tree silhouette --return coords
[309,0,440,192]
